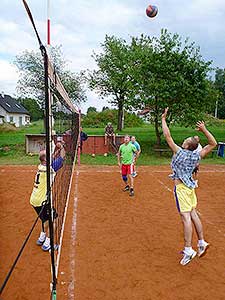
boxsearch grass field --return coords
[0,121,224,165]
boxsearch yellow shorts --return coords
[174,183,197,213]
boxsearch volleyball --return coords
[146,5,158,18]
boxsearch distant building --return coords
[0,93,30,127]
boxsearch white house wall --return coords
[0,106,7,118]
[2,111,30,127]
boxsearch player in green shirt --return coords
[118,135,138,196]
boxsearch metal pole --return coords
[47,0,50,45]
[41,46,57,299]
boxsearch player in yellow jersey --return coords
[30,141,65,251]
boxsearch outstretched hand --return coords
[196,121,206,132]
[162,107,169,119]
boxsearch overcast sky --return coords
[0,0,225,112]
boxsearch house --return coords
[0,93,30,127]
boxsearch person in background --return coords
[130,136,141,177]
[117,135,138,197]
[105,122,116,145]
[80,127,88,153]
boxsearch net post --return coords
[41,45,57,298]
[78,109,81,166]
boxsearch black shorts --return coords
[33,205,58,223]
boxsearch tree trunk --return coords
[117,101,124,131]
[154,116,161,146]
[154,99,161,146]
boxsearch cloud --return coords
[0,60,19,95]
[0,0,225,108]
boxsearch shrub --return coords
[82,109,144,128]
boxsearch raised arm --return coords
[161,107,179,153]
[196,121,217,158]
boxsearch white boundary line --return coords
[68,169,79,300]
[55,142,79,278]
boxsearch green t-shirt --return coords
[119,143,137,165]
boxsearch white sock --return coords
[39,231,46,242]
[184,247,194,255]
[198,239,205,246]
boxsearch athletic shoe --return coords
[132,172,138,178]
[42,237,50,251]
[129,188,134,197]
[198,241,209,257]
[36,232,46,246]
[123,185,130,192]
[180,250,197,266]
[48,244,59,253]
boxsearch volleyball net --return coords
[0,2,80,299]
[41,28,80,300]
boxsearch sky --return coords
[0,0,225,113]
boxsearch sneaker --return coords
[129,188,134,197]
[36,232,46,246]
[48,244,59,252]
[123,185,130,192]
[180,250,197,266]
[132,172,138,178]
[42,237,50,251]
[198,242,209,257]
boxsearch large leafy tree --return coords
[214,68,225,119]
[129,30,213,145]
[89,35,133,131]
[17,97,43,121]
[14,45,86,109]
[87,106,97,114]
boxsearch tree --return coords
[87,106,97,114]
[102,106,110,111]
[214,68,225,119]
[14,45,86,109]
[17,97,43,121]
[89,35,134,131]
[129,29,213,145]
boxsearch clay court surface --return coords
[0,164,225,300]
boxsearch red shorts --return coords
[121,164,133,176]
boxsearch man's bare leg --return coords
[180,212,193,247]
[191,208,209,256]
[191,208,204,240]
[128,174,134,196]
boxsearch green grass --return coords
[0,121,224,165]
[0,120,45,146]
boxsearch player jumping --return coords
[162,107,217,265]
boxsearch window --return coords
[6,103,11,107]
[16,104,20,108]
[10,116,14,123]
